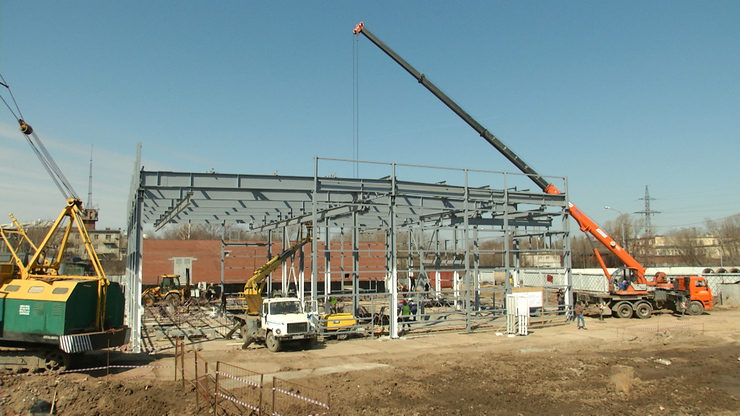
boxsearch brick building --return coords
[142,239,388,290]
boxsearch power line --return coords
[635,185,660,235]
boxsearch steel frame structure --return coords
[126,156,571,352]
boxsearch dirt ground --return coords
[2,307,739,415]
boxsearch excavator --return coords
[352,22,713,319]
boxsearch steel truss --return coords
[126,156,571,352]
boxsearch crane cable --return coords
[352,31,360,178]
[0,73,79,200]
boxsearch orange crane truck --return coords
[353,22,713,318]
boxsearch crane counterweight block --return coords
[18,119,33,135]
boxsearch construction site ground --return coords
[2,306,739,415]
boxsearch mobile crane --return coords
[229,225,319,352]
[352,22,713,318]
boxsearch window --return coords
[270,301,301,315]
[52,287,69,295]
[695,280,707,288]
[28,286,45,293]
[4,285,20,292]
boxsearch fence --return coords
[518,268,740,298]
[173,339,330,415]
[215,362,264,415]
[272,377,330,416]
[616,321,705,340]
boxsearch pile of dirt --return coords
[307,344,739,415]
[0,373,202,416]
[2,310,739,415]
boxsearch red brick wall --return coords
[142,239,388,285]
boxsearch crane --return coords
[352,21,647,293]
[241,225,312,315]
[0,75,129,371]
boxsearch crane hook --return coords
[18,119,33,135]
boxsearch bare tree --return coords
[667,228,705,266]
[706,214,740,266]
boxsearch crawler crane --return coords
[0,78,130,370]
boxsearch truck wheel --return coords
[614,302,634,319]
[688,301,704,316]
[165,293,180,306]
[44,350,69,372]
[142,294,155,307]
[634,302,652,319]
[266,332,281,352]
[303,337,316,350]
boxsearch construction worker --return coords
[329,296,338,313]
[557,289,565,315]
[400,300,411,332]
[575,302,586,330]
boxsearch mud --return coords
[2,308,739,415]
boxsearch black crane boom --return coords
[353,21,550,192]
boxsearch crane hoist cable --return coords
[352,32,360,178]
[0,73,80,200]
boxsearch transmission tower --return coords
[635,185,660,235]
[87,145,94,207]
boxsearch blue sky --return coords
[1,1,738,233]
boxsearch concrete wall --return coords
[717,284,740,306]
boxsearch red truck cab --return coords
[675,276,713,314]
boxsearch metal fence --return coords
[272,377,330,416]
[518,268,740,303]
[325,285,569,338]
[215,362,264,415]
[174,339,330,415]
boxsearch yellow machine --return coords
[142,273,191,306]
[242,228,312,315]
[232,223,357,346]
[324,312,357,332]
[0,198,129,371]
[0,87,128,371]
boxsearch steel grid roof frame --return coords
[125,156,570,351]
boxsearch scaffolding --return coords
[126,156,572,352]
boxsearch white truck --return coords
[235,297,318,352]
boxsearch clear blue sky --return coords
[1,1,738,233]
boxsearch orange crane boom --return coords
[353,22,648,290]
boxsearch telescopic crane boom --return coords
[353,22,647,291]
[242,225,312,314]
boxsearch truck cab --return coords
[238,297,318,352]
[674,276,713,314]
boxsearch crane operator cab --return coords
[610,267,645,293]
